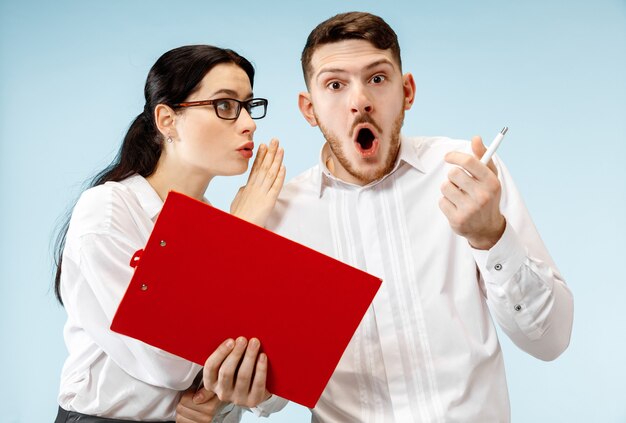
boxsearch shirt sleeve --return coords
[68,230,201,390]
[471,156,574,361]
[250,395,289,417]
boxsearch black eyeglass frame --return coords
[171,98,268,120]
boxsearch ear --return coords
[402,72,416,110]
[298,91,318,127]
[154,104,178,140]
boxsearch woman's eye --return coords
[371,75,385,84]
[216,100,232,111]
[327,81,342,90]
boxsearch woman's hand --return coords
[230,139,285,227]
[175,385,226,423]
[203,337,272,408]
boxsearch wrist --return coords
[468,216,506,250]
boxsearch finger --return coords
[192,386,215,405]
[471,136,486,160]
[438,197,459,227]
[176,390,213,423]
[203,339,235,389]
[261,147,284,191]
[176,415,197,423]
[215,337,248,398]
[257,139,278,181]
[472,135,498,175]
[249,352,269,406]
[447,165,476,195]
[269,165,286,197]
[440,180,466,207]
[232,337,261,401]
[229,187,245,214]
[247,143,267,185]
[176,404,211,423]
[444,151,489,181]
[176,406,213,423]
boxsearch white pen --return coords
[480,127,508,164]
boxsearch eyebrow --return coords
[316,59,396,81]
[209,88,253,99]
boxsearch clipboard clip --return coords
[130,249,144,268]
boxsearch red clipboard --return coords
[110,191,381,408]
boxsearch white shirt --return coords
[58,174,286,421]
[266,136,574,423]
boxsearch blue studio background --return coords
[1,1,625,422]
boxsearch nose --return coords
[350,83,373,115]
[237,107,257,136]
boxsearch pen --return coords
[480,127,508,164]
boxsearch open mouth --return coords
[354,127,379,157]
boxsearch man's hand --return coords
[175,385,226,423]
[230,139,286,227]
[203,337,272,408]
[439,136,506,250]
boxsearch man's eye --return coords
[327,81,342,90]
[371,75,385,84]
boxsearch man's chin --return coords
[346,160,390,185]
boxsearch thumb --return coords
[472,135,498,175]
[193,386,214,404]
[471,135,486,160]
[230,186,245,214]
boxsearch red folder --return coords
[111,191,381,408]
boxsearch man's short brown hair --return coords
[301,12,402,88]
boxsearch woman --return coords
[53,45,287,422]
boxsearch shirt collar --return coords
[315,134,427,196]
[120,174,164,220]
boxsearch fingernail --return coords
[259,353,266,363]
[225,339,234,349]
[250,338,259,348]
[193,391,205,404]
[237,336,247,345]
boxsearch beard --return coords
[317,108,405,185]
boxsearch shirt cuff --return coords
[472,220,526,285]
[212,403,243,423]
[250,394,289,417]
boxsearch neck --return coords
[146,157,212,203]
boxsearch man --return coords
[266,11,573,422]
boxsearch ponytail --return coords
[53,111,161,305]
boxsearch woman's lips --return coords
[238,149,253,159]
[237,142,254,159]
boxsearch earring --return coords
[167,137,173,143]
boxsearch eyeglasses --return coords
[172,98,268,120]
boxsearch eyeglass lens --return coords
[214,99,266,120]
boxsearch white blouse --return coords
[58,174,286,421]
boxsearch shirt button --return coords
[514,304,522,312]
[494,263,503,271]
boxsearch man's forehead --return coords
[310,40,399,75]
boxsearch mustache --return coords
[349,114,383,137]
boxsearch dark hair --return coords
[301,11,402,87]
[53,45,255,305]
